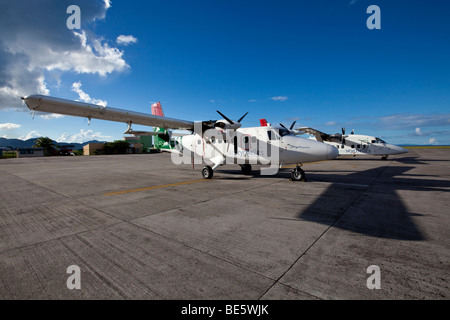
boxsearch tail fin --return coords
[151,101,164,117]
[151,102,172,150]
[260,119,268,127]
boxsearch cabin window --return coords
[351,145,355,148]
[357,144,361,149]
[267,131,272,140]
[197,139,202,144]
[252,136,257,143]
[211,137,215,143]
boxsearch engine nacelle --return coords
[214,119,242,130]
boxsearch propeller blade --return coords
[289,121,296,130]
[237,112,249,123]
[342,127,345,135]
[279,123,288,130]
[216,110,234,124]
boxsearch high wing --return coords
[22,94,195,131]
[295,127,330,142]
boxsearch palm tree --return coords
[33,137,56,156]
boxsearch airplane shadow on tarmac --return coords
[296,161,449,241]
[216,156,448,241]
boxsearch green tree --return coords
[33,137,56,156]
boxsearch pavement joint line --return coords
[129,220,280,290]
[257,162,392,300]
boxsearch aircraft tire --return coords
[240,164,252,175]
[202,166,214,179]
[291,168,306,182]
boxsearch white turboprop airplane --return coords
[295,126,409,160]
[22,95,339,180]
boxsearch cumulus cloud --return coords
[71,81,107,106]
[19,130,41,140]
[0,123,21,130]
[271,96,289,101]
[116,35,138,46]
[0,0,129,110]
[57,129,111,143]
[415,127,422,135]
[428,138,437,144]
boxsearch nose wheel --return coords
[291,165,306,182]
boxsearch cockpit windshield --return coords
[372,138,386,144]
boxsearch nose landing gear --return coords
[291,165,306,182]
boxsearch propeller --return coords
[279,121,297,134]
[214,110,248,130]
[216,110,234,124]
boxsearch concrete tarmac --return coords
[0,148,448,299]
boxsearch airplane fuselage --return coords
[177,126,338,169]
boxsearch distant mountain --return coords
[0,138,108,149]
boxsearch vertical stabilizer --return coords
[151,102,172,149]
[151,101,164,117]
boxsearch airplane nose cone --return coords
[327,144,339,160]
[387,144,409,154]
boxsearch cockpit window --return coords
[373,138,385,144]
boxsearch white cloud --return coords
[415,127,422,135]
[0,1,129,110]
[0,123,21,130]
[116,35,138,46]
[326,121,337,126]
[38,113,65,120]
[71,81,107,106]
[57,129,112,144]
[429,138,437,145]
[19,130,41,140]
[104,0,112,9]
[271,96,288,101]
[36,30,129,77]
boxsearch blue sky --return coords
[1,0,449,145]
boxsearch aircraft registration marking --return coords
[103,179,209,196]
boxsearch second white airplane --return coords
[295,127,409,160]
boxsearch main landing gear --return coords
[291,165,306,182]
[240,164,252,175]
[202,166,214,179]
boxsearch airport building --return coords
[15,147,44,158]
